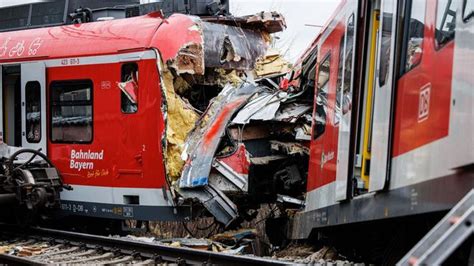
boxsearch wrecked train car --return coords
[0,8,306,226]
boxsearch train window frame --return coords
[313,53,331,140]
[120,62,139,114]
[25,81,42,143]
[435,0,457,50]
[50,80,94,144]
[342,13,355,117]
[335,35,345,126]
[400,0,426,75]
[464,0,474,21]
[378,0,395,87]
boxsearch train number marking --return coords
[418,83,431,122]
[61,58,81,66]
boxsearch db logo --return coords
[418,83,431,122]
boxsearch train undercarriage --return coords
[0,147,66,224]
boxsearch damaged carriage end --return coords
[154,12,288,226]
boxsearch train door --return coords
[21,62,47,154]
[369,0,399,192]
[1,65,22,148]
[335,12,357,201]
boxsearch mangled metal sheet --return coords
[179,82,261,188]
[274,103,312,123]
[203,11,287,34]
[232,90,290,124]
[177,184,239,226]
[202,22,268,71]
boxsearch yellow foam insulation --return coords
[214,68,243,87]
[173,76,191,95]
[254,49,290,77]
[162,68,199,181]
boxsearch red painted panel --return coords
[307,21,345,191]
[392,1,453,157]
[0,13,201,64]
[47,59,167,189]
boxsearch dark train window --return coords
[435,0,456,48]
[464,0,474,21]
[25,81,41,143]
[313,55,330,140]
[120,63,138,114]
[335,35,345,125]
[342,14,355,116]
[378,0,394,87]
[403,0,426,73]
[335,14,356,125]
[51,80,93,143]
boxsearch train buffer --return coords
[398,189,473,266]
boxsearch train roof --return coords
[0,12,201,63]
[293,0,347,67]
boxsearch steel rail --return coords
[0,224,286,265]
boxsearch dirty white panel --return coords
[335,11,357,201]
[21,62,47,154]
[369,0,398,192]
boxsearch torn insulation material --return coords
[254,49,291,78]
[170,43,205,75]
[162,67,199,180]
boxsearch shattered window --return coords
[51,80,93,143]
[301,48,318,94]
[25,81,41,143]
[436,0,456,48]
[403,0,426,72]
[120,63,138,114]
[313,55,330,140]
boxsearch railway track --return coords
[0,224,286,265]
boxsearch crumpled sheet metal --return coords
[203,11,287,34]
[244,11,287,34]
[274,103,312,123]
[179,82,261,188]
[177,184,239,226]
[232,91,281,124]
[202,22,268,71]
[232,90,296,124]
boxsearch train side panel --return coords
[292,0,474,239]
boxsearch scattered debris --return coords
[152,10,313,229]
[211,229,256,246]
[255,49,291,78]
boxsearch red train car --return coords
[0,10,284,224]
[285,0,474,258]
[0,13,193,221]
